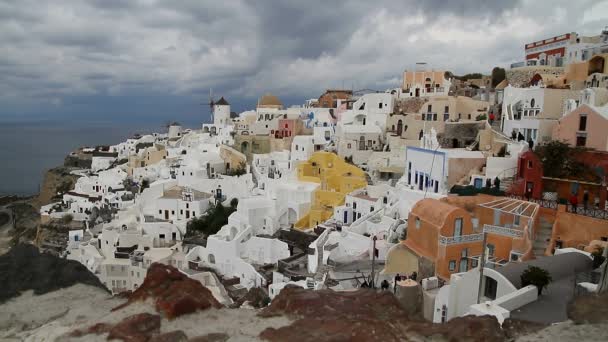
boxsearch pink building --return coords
[553,104,608,151]
[275,118,296,139]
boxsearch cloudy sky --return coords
[1,0,608,122]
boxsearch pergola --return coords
[478,197,539,219]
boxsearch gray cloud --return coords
[0,0,607,111]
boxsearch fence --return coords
[509,195,608,220]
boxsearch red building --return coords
[510,149,608,208]
[511,151,543,199]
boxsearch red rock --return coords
[149,330,188,342]
[69,322,112,337]
[107,313,161,342]
[259,287,507,342]
[113,263,222,318]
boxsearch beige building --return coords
[388,96,489,145]
[402,70,450,97]
[257,93,283,110]
[127,145,167,176]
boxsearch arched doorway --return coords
[589,56,605,76]
[241,141,249,154]
[359,136,366,150]
[397,119,403,135]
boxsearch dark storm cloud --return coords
[0,0,606,114]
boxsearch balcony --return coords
[483,224,524,238]
[438,233,484,245]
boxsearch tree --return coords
[186,203,237,237]
[491,67,506,88]
[520,266,552,295]
[535,141,594,181]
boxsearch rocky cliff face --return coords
[35,167,80,208]
[0,243,107,303]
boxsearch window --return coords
[433,113,437,121]
[579,114,587,131]
[347,143,352,149]
[448,260,456,271]
[159,210,162,214]
[415,217,421,229]
[527,160,533,169]
[444,105,449,113]
[427,105,432,112]
[444,113,449,121]
[530,98,535,108]
[576,134,587,147]
[370,207,374,212]
[379,103,383,109]
[487,244,495,256]
[514,215,520,226]
[454,218,463,237]
[171,210,175,215]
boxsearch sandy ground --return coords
[515,320,608,342]
[0,284,292,342]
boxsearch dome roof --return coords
[258,93,283,108]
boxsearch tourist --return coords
[570,193,578,213]
[381,279,389,291]
[583,190,589,210]
[394,273,400,293]
[489,112,495,125]
[410,271,418,281]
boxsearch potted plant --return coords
[591,247,606,269]
[520,266,552,295]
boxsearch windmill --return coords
[202,88,214,123]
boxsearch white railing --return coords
[438,233,484,245]
[483,224,524,238]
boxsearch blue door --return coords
[474,178,483,189]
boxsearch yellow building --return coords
[294,152,367,230]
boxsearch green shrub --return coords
[520,266,552,295]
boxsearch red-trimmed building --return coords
[525,33,570,66]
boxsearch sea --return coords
[0,116,203,196]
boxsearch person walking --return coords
[394,273,400,294]
[570,193,578,213]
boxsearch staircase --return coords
[533,217,553,257]
[499,176,515,193]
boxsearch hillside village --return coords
[31,28,608,326]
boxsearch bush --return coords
[475,114,487,121]
[62,214,74,224]
[186,203,237,237]
[450,185,505,197]
[592,247,606,269]
[520,266,552,295]
[227,162,247,176]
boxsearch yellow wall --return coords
[294,152,367,230]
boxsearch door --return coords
[415,88,420,97]
[164,210,169,220]
[474,178,483,189]
[459,258,468,272]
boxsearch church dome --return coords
[258,93,283,108]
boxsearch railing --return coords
[483,224,524,238]
[508,195,608,220]
[438,233,484,245]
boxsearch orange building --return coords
[387,196,539,281]
[316,89,352,108]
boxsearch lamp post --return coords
[371,235,378,288]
